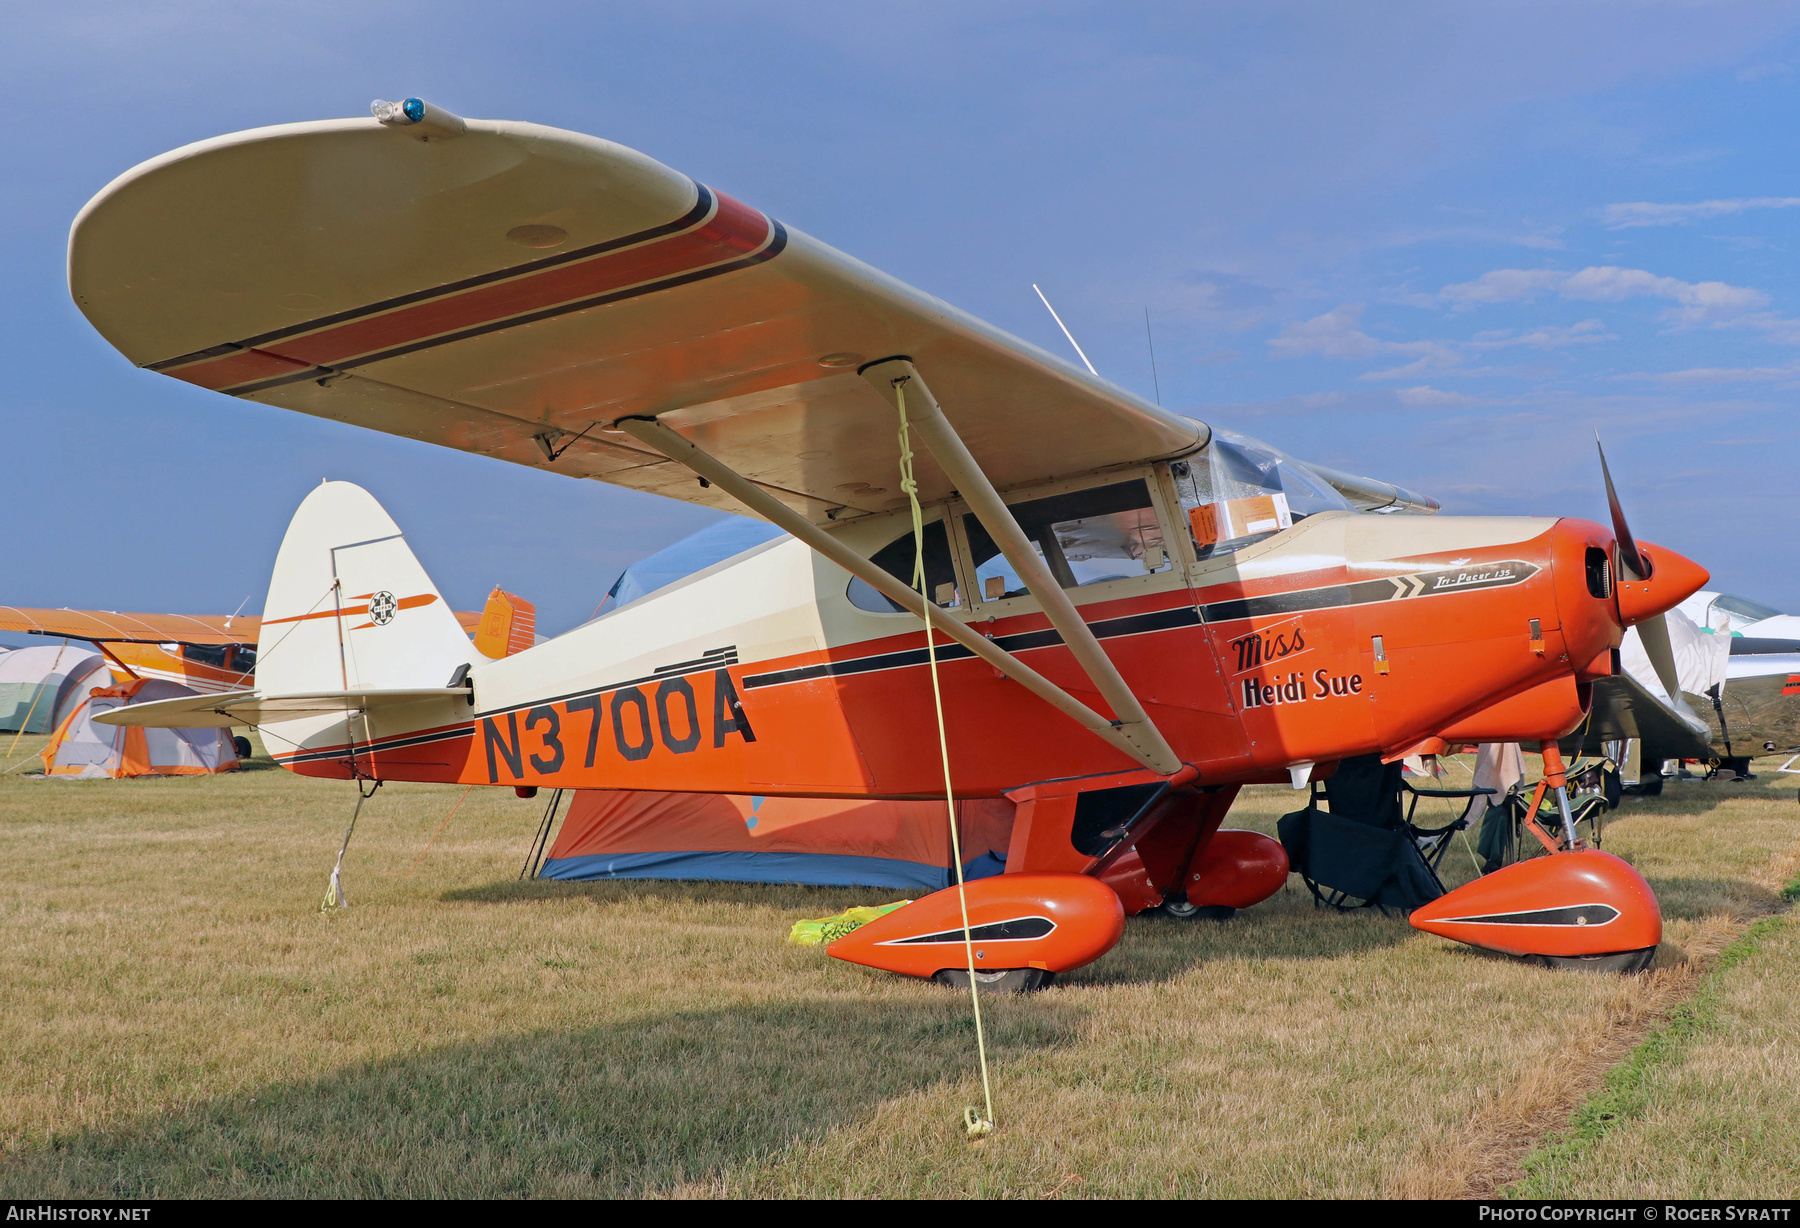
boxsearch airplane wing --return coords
[0,607,256,645]
[69,112,1208,521]
[93,688,472,728]
[1566,674,1714,762]
[1,606,482,644]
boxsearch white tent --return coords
[0,644,112,734]
[41,677,239,779]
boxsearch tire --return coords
[1602,768,1622,810]
[231,735,253,760]
[933,967,1053,994]
[1641,775,1663,797]
[1526,946,1657,975]
[1157,899,1236,921]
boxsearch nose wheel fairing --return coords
[1409,849,1661,965]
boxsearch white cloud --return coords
[1266,304,1390,359]
[1469,320,1613,349]
[1438,265,1767,323]
[1440,269,1566,304]
[1601,197,1800,228]
[1394,386,1485,408]
[1270,306,1613,379]
[1734,314,1800,345]
[1627,365,1800,385]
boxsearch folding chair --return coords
[1277,756,1491,913]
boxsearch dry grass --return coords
[1507,917,1800,1199]
[1,741,1797,1197]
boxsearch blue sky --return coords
[5,1,1800,643]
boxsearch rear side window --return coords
[846,517,960,613]
[963,479,1170,601]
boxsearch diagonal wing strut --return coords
[859,358,1181,775]
[618,363,1184,777]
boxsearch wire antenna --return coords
[1032,284,1098,376]
[1144,308,1161,405]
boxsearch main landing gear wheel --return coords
[1158,899,1236,921]
[1525,947,1658,974]
[933,968,1054,994]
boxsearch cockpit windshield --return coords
[1712,594,1784,625]
[1168,429,1350,558]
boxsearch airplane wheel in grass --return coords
[1525,947,1658,974]
[232,735,252,760]
[934,967,1054,994]
[1158,898,1236,921]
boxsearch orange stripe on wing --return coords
[163,192,774,394]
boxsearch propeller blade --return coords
[1637,611,1684,706]
[1596,434,1647,580]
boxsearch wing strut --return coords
[858,358,1182,776]
[614,417,1163,771]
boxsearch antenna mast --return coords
[1032,284,1099,376]
[1144,308,1161,405]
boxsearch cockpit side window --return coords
[846,517,960,613]
[962,478,1170,600]
[181,642,230,668]
[1170,430,1349,559]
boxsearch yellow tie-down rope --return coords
[895,378,996,1140]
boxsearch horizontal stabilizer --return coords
[93,688,469,728]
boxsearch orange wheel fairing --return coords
[1409,850,1661,960]
[826,873,1124,980]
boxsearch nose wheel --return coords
[933,967,1054,994]
[1526,948,1657,974]
[1158,898,1236,921]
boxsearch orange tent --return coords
[540,791,1015,891]
[41,678,240,779]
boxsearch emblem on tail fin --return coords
[368,591,397,625]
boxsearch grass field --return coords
[1,736,1796,1198]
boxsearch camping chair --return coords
[1401,776,1495,874]
[1277,755,1492,913]
[1475,765,1609,874]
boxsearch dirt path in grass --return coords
[1392,836,1800,1201]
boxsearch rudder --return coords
[256,482,472,696]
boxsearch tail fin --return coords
[256,482,472,696]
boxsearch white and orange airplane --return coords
[77,100,1704,986]
[0,603,511,694]
[0,607,260,693]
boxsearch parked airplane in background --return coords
[0,607,260,693]
[0,603,512,695]
[1568,590,1800,787]
[74,100,1705,984]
